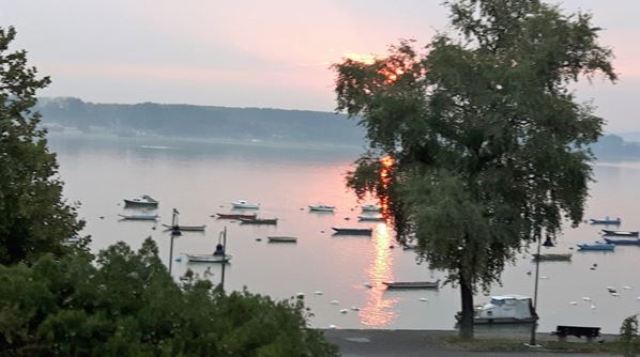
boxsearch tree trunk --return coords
[458,275,474,339]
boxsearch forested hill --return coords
[36,97,365,145]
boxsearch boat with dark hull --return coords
[577,242,615,251]
[267,236,297,243]
[331,227,373,236]
[383,280,439,289]
[589,217,621,225]
[215,213,257,220]
[118,214,158,221]
[162,224,206,232]
[185,254,231,263]
[532,253,572,261]
[602,229,639,237]
[603,237,640,245]
[124,195,158,208]
[239,217,278,225]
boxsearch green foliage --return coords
[334,0,614,338]
[0,238,338,356]
[0,26,82,264]
[620,315,640,357]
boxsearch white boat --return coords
[309,204,335,212]
[185,254,232,263]
[358,214,384,222]
[231,200,260,209]
[124,195,159,208]
[118,214,158,221]
[361,204,381,213]
[457,295,538,324]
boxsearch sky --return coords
[1,0,638,132]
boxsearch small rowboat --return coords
[361,204,381,213]
[589,217,621,225]
[332,227,373,236]
[118,214,158,221]
[532,253,572,261]
[577,242,615,251]
[162,224,206,232]
[309,204,335,212]
[602,229,639,237]
[215,213,257,220]
[231,200,260,209]
[239,218,278,225]
[185,254,232,263]
[124,195,158,208]
[604,237,640,245]
[357,215,384,222]
[267,236,297,243]
[383,280,440,289]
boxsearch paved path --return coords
[323,329,616,357]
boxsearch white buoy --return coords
[419,297,429,302]
[582,297,592,301]
[351,306,360,311]
[541,276,548,280]
[313,290,323,295]
[590,304,597,309]
[330,300,340,305]
[340,309,349,314]
[570,301,578,305]
[624,286,632,290]
[636,297,640,300]
[328,324,338,329]
[612,293,621,297]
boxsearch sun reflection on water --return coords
[359,223,398,327]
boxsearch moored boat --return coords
[332,227,373,236]
[602,229,639,237]
[532,253,572,261]
[590,217,621,225]
[118,214,158,221]
[124,195,158,208]
[239,217,278,225]
[457,295,538,324]
[383,280,439,289]
[357,215,384,222]
[267,236,297,243]
[603,237,640,245]
[361,204,381,213]
[577,242,615,251]
[162,224,206,232]
[231,200,260,209]
[185,254,232,263]
[215,213,257,220]
[309,204,335,212]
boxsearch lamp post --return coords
[530,236,554,346]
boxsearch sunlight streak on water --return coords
[359,223,398,327]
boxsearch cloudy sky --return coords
[1,0,637,132]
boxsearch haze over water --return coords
[51,133,640,333]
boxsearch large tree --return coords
[334,0,615,338]
[0,26,82,264]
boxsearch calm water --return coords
[50,134,640,333]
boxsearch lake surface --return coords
[49,134,640,333]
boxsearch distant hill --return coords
[36,97,366,145]
[591,134,640,161]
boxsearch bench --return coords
[553,325,601,341]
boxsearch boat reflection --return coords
[359,223,399,327]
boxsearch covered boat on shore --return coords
[602,229,639,237]
[577,242,615,251]
[457,295,538,324]
[383,280,439,289]
[361,204,381,213]
[590,217,621,225]
[162,224,206,232]
[215,213,257,220]
[332,227,373,236]
[124,195,159,208]
[357,215,384,222]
